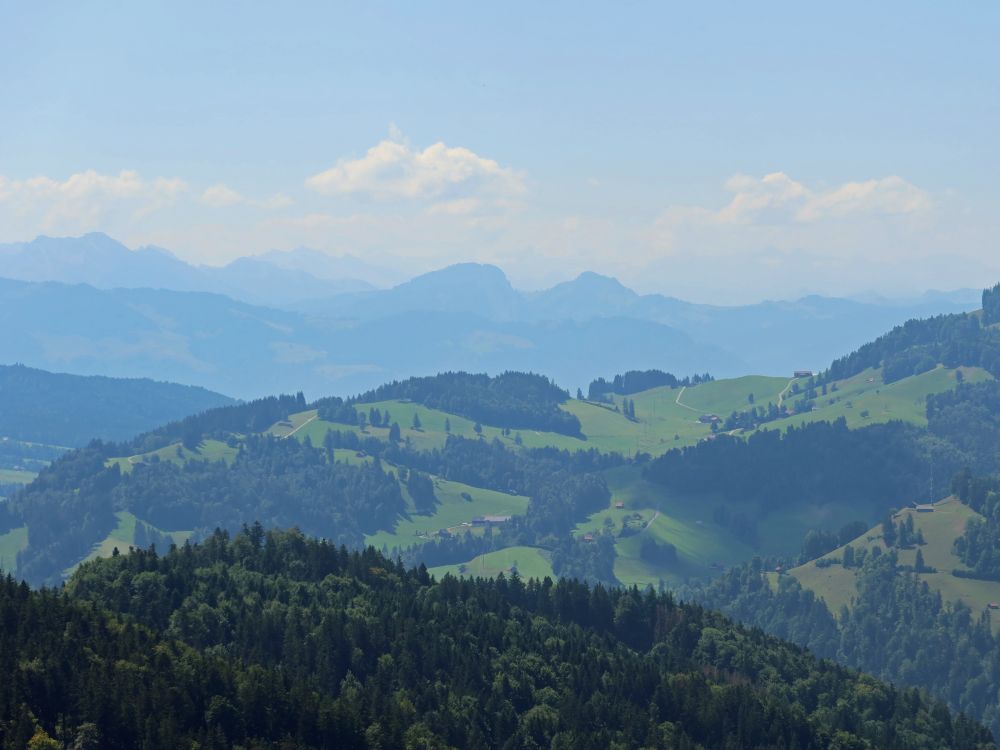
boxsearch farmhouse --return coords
[913,503,935,513]
[614,501,625,509]
[793,370,814,378]
[697,414,721,424]
[582,532,595,542]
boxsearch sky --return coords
[0,1,998,302]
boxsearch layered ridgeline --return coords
[0,363,234,447]
[0,364,234,506]
[1,527,994,749]
[3,344,997,590]
[3,284,999,586]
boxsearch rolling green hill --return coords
[275,366,980,463]
[274,374,792,457]
[256,366,981,590]
[775,497,1000,631]
[6,353,990,586]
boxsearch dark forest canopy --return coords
[587,369,713,400]
[644,371,1000,520]
[951,473,1000,581]
[927,381,1000,475]
[0,528,992,750]
[0,363,234,446]
[644,419,945,514]
[822,310,1000,385]
[984,283,1000,326]
[338,371,582,436]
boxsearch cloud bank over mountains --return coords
[0,131,992,302]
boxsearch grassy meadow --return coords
[784,497,1000,632]
[429,545,554,581]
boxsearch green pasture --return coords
[429,545,554,581]
[108,438,238,473]
[788,497,1000,632]
[0,526,27,573]
[365,476,528,552]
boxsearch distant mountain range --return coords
[0,233,986,398]
[0,277,737,399]
[0,233,382,308]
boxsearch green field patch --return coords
[763,366,991,432]
[787,497,1000,631]
[280,401,586,454]
[66,511,192,576]
[0,468,36,485]
[584,467,756,586]
[0,526,27,573]
[267,409,319,438]
[108,438,238,474]
[675,375,791,415]
[429,546,553,581]
[366,476,528,552]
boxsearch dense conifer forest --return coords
[1,529,994,749]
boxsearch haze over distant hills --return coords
[0,233,380,308]
[0,233,985,398]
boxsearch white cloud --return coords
[426,198,481,215]
[200,183,244,207]
[797,176,931,221]
[201,183,293,210]
[305,132,525,203]
[0,169,188,231]
[702,172,932,226]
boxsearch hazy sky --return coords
[1,2,998,301]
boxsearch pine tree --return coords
[882,517,897,548]
[412,412,422,430]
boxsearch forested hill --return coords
[0,363,234,446]
[342,371,582,436]
[822,284,1000,385]
[0,528,993,750]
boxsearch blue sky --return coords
[1,1,997,301]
